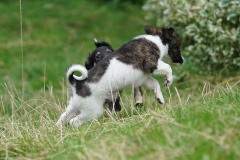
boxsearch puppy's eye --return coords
[95,52,102,61]
[106,49,112,53]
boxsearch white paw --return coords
[56,119,63,127]
[69,118,82,128]
[164,74,173,87]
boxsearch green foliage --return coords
[95,0,146,6]
[143,0,240,70]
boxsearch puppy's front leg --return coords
[56,105,78,127]
[144,77,164,104]
[69,111,102,128]
[69,103,104,128]
[153,60,173,87]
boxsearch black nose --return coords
[175,58,184,64]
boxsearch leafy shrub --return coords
[143,0,240,70]
[95,0,145,6]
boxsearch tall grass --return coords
[0,80,239,159]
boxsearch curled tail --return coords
[66,64,88,85]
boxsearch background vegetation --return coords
[0,0,239,159]
[144,0,240,70]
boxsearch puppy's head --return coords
[85,39,114,70]
[144,25,184,65]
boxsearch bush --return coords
[95,0,145,6]
[143,0,240,70]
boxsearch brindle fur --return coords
[116,38,160,73]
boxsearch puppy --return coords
[85,39,162,108]
[57,26,184,128]
[85,39,121,112]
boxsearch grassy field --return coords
[0,0,240,159]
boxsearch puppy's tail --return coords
[66,64,88,85]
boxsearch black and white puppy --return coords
[56,26,184,128]
[85,39,121,112]
[85,39,167,109]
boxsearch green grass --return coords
[0,0,240,160]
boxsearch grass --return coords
[0,0,240,160]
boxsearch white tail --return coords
[66,64,88,82]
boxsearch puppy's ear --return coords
[144,25,159,35]
[94,38,112,49]
[166,27,175,35]
[162,27,175,36]
[94,38,100,47]
[95,52,102,61]
[85,54,95,70]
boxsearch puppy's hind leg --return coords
[108,91,121,113]
[144,77,165,104]
[134,87,143,106]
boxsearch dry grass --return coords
[1,79,240,159]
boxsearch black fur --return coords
[87,56,113,83]
[160,27,183,64]
[144,26,183,64]
[67,66,91,97]
[75,79,91,97]
[85,42,114,70]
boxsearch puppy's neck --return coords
[134,34,168,60]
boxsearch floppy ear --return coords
[95,52,102,61]
[144,25,158,35]
[166,27,175,35]
[85,54,95,70]
[93,38,112,49]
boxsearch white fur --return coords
[57,35,173,128]
[67,64,88,81]
[88,58,148,97]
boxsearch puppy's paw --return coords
[135,103,143,107]
[56,119,63,128]
[164,74,173,87]
[156,97,165,104]
[69,118,82,128]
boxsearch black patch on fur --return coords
[68,73,75,86]
[85,46,114,70]
[68,71,91,97]
[75,79,91,97]
[115,38,160,73]
[144,26,183,64]
[87,55,113,83]
[160,27,183,64]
